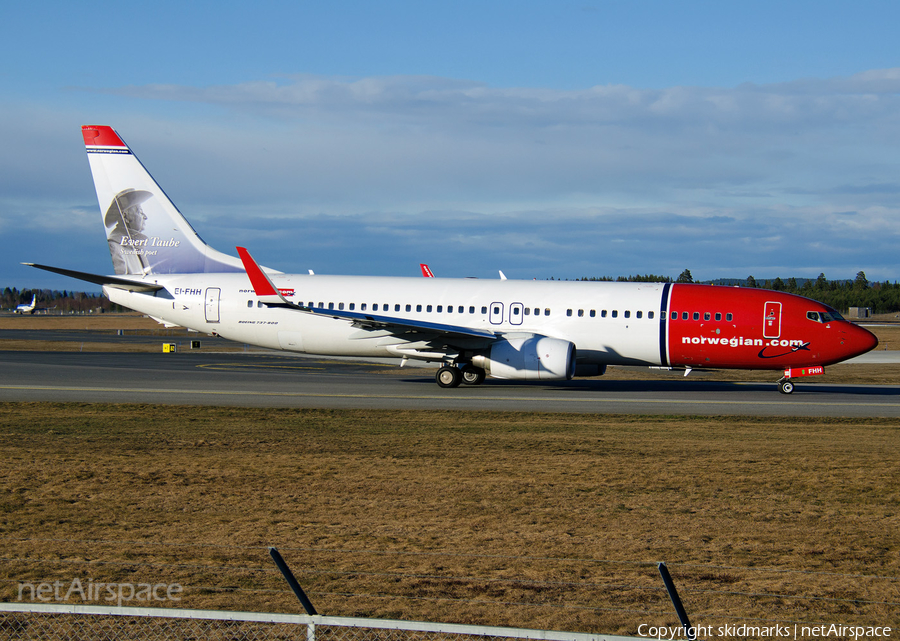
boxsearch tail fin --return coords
[82,125,245,275]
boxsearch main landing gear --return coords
[435,363,486,388]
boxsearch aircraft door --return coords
[205,287,221,323]
[509,302,523,326]
[763,301,781,339]
[489,302,504,325]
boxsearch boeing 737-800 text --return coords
[26,126,878,393]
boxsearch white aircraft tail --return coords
[82,126,245,275]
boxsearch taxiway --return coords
[0,350,898,417]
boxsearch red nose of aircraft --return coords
[843,323,879,360]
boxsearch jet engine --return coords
[471,335,576,381]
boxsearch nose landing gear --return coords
[776,365,825,394]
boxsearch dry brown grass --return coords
[0,403,897,636]
[0,312,161,331]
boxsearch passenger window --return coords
[493,306,500,314]
[482,306,488,314]
[371,304,377,311]
[636,311,642,319]
[693,312,699,320]
[682,312,688,320]
[417,304,423,312]
[726,313,733,321]
[247,300,253,308]
[649,311,654,319]
[426,305,432,312]
[459,306,465,313]
[715,312,721,321]
[671,311,677,320]
[612,310,618,318]
[524,308,530,316]
[601,310,607,318]
[512,307,519,315]
[624,310,630,318]
[567,309,573,317]
[328,302,334,310]
[405,304,411,312]
[396,304,401,312]
[470,306,476,314]
[361,303,366,311]
[349,303,355,310]
[544,308,551,316]
[704,312,710,321]
[318,302,324,308]
[577,309,584,317]
[590,310,596,317]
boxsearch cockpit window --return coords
[808,310,845,323]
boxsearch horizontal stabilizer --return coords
[23,263,164,292]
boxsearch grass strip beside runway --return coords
[1,403,898,636]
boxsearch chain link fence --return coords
[0,604,641,641]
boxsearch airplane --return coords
[420,264,435,278]
[14,295,37,314]
[25,125,878,393]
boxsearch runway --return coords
[1,350,898,417]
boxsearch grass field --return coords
[1,403,898,637]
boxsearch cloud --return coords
[100,69,900,131]
[6,69,900,287]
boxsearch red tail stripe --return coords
[82,125,126,148]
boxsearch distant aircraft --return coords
[420,264,434,278]
[14,295,37,314]
[26,126,878,393]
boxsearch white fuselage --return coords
[106,274,666,367]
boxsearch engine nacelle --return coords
[471,335,576,381]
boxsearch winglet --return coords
[236,247,285,303]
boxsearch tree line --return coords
[2,287,121,313]
[579,270,900,314]
[7,270,900,315]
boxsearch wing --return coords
[236,247,497,341]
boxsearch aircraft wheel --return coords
[461,365,486,385]
[436,365,462,388]
[779,379,794,394]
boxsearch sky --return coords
[2,0,900,291]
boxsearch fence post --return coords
[269,547,318,615]
[658,562,696,640]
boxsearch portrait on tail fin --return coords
[105,189,153,275]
